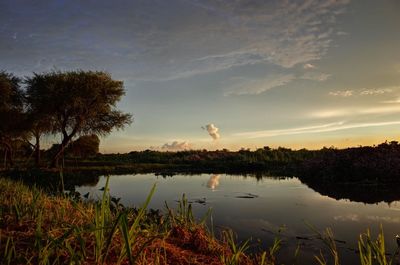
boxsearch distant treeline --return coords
[88,140,400,183]
[3,141,400,203]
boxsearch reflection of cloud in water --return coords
[333,214,360,222]
[366,216,400,224]
[333,214,400,224]
[207,174,220,190]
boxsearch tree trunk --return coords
[50,137,72,168]
[2,142,14,168]
[34,134,41,167]
[3,149,6,169]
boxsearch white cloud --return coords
[311,105,400,118]
[161,141,191,151]
[234,120,400,139]
[204,124,220,140]
[234,122,344,138]
[301,72,331,81]
[225,74,295,95]
[329,90,353,97]
[329,86,397,97]
[360,88,393,95]
[303,63,316,69]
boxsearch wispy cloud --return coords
[225,74,295,95]
[360,88,394,95]
[303,63,316,69]
[311,105,400,118]
[301,72,331,81]
[382,98,400,104]
[128,0,350,81]
[329,90,353,97]
[329,86,398,97]
[0,0,351,81]
[234,120,400,139]
[336,31,349,36]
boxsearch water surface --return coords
[76,174,400,264]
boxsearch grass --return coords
[0,176,398,265]
[0,176,273,264]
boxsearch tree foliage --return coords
[0,71,26,166]
[68,134,100,158]
[25,70,132,167]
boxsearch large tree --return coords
[0,71,26,167]
[26,70,132,167]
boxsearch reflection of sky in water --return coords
[76,174,400,264]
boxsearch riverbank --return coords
[0,177,271,265]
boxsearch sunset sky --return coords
[1,0,400,152]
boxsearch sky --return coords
[1,0,400,152]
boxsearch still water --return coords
[76,174,400,264]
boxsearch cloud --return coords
[161,141,191,151]
[311,105,400,118]
[382,98,400,104]
[225,74,295,95]
[336,31,349,36]
[0,0,350,82]
[303,63,316,69]
[329,90,353,97]
[329,86,397,97]
[360,88,393,95]
[204,124,220,140]
[301,72,331,81]
[234,120,400,139]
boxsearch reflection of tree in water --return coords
[299,177,400,204]
[6,170,101,192]
[207,174,220,190]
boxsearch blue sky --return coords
[1,0,400,152]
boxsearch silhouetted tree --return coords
[25,70,132,167]
[25,74,56,166]
[0,71,26,167]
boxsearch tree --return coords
[68,134,100,158]
[25,74,55,167]
[0,71,26,167]
[25,70,132,167]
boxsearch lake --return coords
[75,173,400,264]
